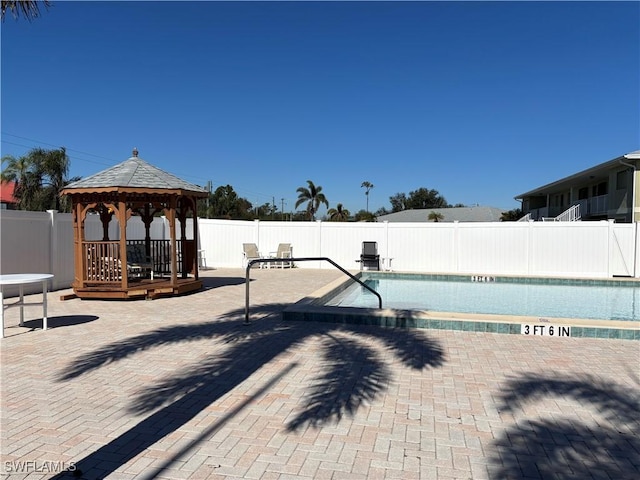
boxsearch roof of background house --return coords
[62,148,207,194]
[0,181,18,205]
[515,150,640,199]
[376,206,505,223]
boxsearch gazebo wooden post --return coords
[141,203,154,259]
[99,206,113,241]
[191,196,200,280]
[77,201,98,289]
[118,197,129,290]
[167,197,178,286]
[72,201,83,288]
[177,201,188,279]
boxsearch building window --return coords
[616,170,629,190]
[552,193,565,207]
[594,182,608,196]
[578,187,588,200]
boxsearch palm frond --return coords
[1,0,51,22]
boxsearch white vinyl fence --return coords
[1,210,639,295]
[202,218,639,277]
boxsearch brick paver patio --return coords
[1,268,638,479]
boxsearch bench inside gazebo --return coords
[61,148,208,300]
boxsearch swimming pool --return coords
[283,273,640,340]
[326,274,640,321]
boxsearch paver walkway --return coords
[1,268,638,479]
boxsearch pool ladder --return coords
[244,256,383,325]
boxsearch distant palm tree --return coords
[1,147,78,211]
[1,154,31,203]
[295,180,329,221]
[327,203,350,221]
[428,211,444,222]
[1,0,51,21]
[36,147,76,211]
[361,181,374,213]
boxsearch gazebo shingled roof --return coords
[64,148,208,194]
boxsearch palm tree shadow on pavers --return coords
[53,304,445,479]
[489,373,640,480]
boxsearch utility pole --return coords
[206,180,212,216]
[281,198,285,220]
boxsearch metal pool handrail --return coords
[245,257,383,325]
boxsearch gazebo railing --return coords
[84,241,122,283]
[83,239,197,283]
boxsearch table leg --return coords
[1,288,4,339]
[43,279,48,331]
[19,284,24,326]
[382,258,394,272]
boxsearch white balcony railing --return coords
[588,194,608,215]
[532,195,607,221]
[527,207,548,221]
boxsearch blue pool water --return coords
[324,274,640,322]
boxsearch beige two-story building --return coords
[515,150,640,222]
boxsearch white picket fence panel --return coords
[1,211,638,296]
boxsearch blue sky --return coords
[2,1,639,216]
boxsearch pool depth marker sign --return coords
[521,320,571,337]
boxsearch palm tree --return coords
[1,152,43,210]
[1,0,51,21]
[35,147,76,211]
[1,147,77,211]
[428,211,444,222]
[1,154,31,205]
[295,180,329,221]
[327,203,350,221]
[361,181,374,213]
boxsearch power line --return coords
[2,133,118,166]
[1,132,285,204]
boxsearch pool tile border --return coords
[363,271,640,288]
[283,306,640,340]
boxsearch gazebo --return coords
[61,148,209,299]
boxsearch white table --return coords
[382,257,394,272]
[0,274,53,338]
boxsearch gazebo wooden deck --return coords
[60,148,208,300]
